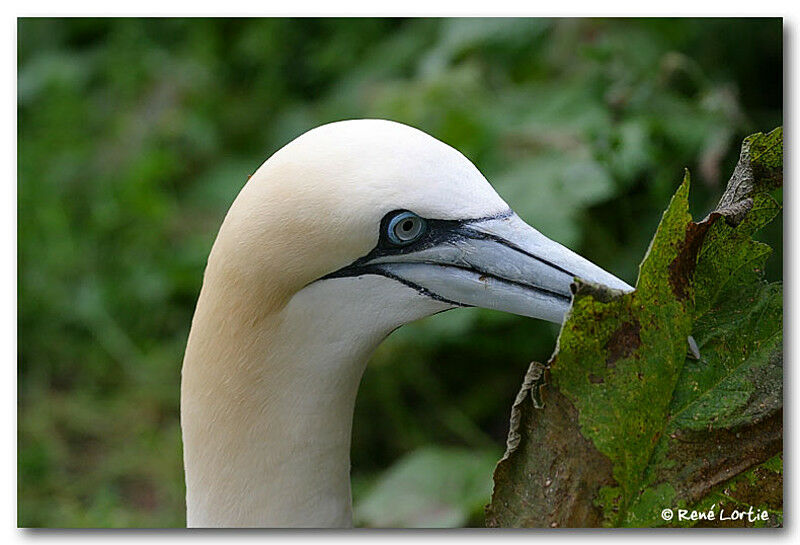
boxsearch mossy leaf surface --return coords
[486,128,783,528]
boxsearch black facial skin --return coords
[320,209,576,307]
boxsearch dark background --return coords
[18,18,782,527]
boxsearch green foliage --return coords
[691,455,782,528]
[486,128,782,528]
[18,18,781,527]
[558,174,696,526]
[354,447,500,528]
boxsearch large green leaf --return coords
[486,128,783,528]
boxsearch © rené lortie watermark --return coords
[660,504,770,524]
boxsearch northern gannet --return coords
[181,119,632,528]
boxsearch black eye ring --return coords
[386,211,427,246]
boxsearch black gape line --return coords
[355,265,467,306]
[319,208,576,305]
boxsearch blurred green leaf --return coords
[355,447,500,528]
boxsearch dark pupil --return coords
[401,219,414,232]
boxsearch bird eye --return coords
[386,211,426,246]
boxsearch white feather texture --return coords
[181,119,631,527]
[181,120,506,527]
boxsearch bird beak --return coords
[359,212,633,323]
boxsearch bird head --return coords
[207,119,632,332]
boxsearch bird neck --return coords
[180,272,392,528]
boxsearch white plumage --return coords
[181,119,631,527]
